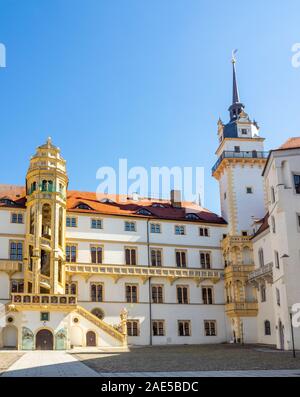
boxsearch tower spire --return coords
[228,50,244,121]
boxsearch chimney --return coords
[170,189,182,208]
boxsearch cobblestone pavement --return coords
[1,351,99,377]
[0,352,23,374]
[75,344,300,373]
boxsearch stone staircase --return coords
[76,305,127,346]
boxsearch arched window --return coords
[58,260,63,284]
[42,204,51,238]
[30,206,35,235]
[264,320,271,336]
[75,203,92,210]
[185,213,200,220]
[271,216,276,233]
[91,308,105,320]
[58,208,63,246]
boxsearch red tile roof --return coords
[0,185,227,225]
[278,137,300,150]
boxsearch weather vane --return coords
[232,49,238,63]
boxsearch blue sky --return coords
[1,0,300,214]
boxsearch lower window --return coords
[178,320,191,336]
[152,320,165,336]
[204,320,217,336]
[127,320,140,336]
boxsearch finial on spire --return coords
[228,49,244,121]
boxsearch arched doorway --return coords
[86,331,96,347]
[3,326,18,348]
[36,329,53,350]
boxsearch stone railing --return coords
[0,259,23,273]
[76,305,126,345]
[225,301,258,313]
[248,262,273,284]
[65,263,224,283]
[10,293,77,306]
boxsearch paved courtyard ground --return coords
[75,344,300,373]
[0,352,23,374]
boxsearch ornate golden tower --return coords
[24,138,68,295]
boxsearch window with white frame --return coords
[200,252,211,269]
[152,285,164,303]
[258,248,264,267]
[246,187,253,194]
[124,221,136,232]
[176,285,189,304]
[276,288,280,306]
[202,287,213,304]
[204,320,217,336]
[150,223,161,233]
[11,213,23,224]
[9,241,23,260]
[91,218,102,229]
[178,320,191,336]
[199,227,209,237]
[175,225,185,235]
[66,217,77,227]
[150,249,162,267]
[90,283,103,302]
[91,246,103,264]
[127,320,139,336]
[260,285,266,302]
[175,250,187,268]
[152,320,165,336]
[126,284,138,303]
[274,250,280,269]
[125,247,137,266]
[66,245,77,263]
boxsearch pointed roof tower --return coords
[228,50,245,121]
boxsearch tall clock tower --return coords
[212,54,268,343]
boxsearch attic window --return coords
[100,198,115,204]
[75,203,92,210]
[185,213,200,220]
[0,198,15,206]
[136,208,152,216]
[152,203,165,208]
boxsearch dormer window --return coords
[241,128,248,135]
[185,213,200,220]
[136,208,152,216]
[152,203,165,208]
[100,198,115,204]
[75,203,92,210]
[0,198,15,206]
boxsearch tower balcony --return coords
[212,150,269,176]
[248,262,273,286]
[224,263,255,279]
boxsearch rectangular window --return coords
[176,250,187,268]
[125,248,137,266]
[40,312,50,322]
[127,320,139,336]
[152,320,165,336]
[294,174,300,194]
[276,288,280,306]
[241,129,248,135]
[150,249,162,267]
[297,214,300,231]
[202,287,213,304]
[11,280,24,293]
[90,283,103,302]
[200,252,211,269]
[125,221,136,232]
[91,246,103,264]
[91,219,102,229]
[178,320,191,336]
[175,225,185,235]
[234,146,240,152]
[152,285,164,303]
[11,213,23,224]
[260,285,266,302]
[204,320,217,336]
[176,285,189,304]
[199,227,209,237]
[150,223,161,233]
[9,241,23,260]
[246,187,253,194]
[126,284,138,303]
[66,245,77,263]
[65,282,77,295]
[66,217,77,227]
